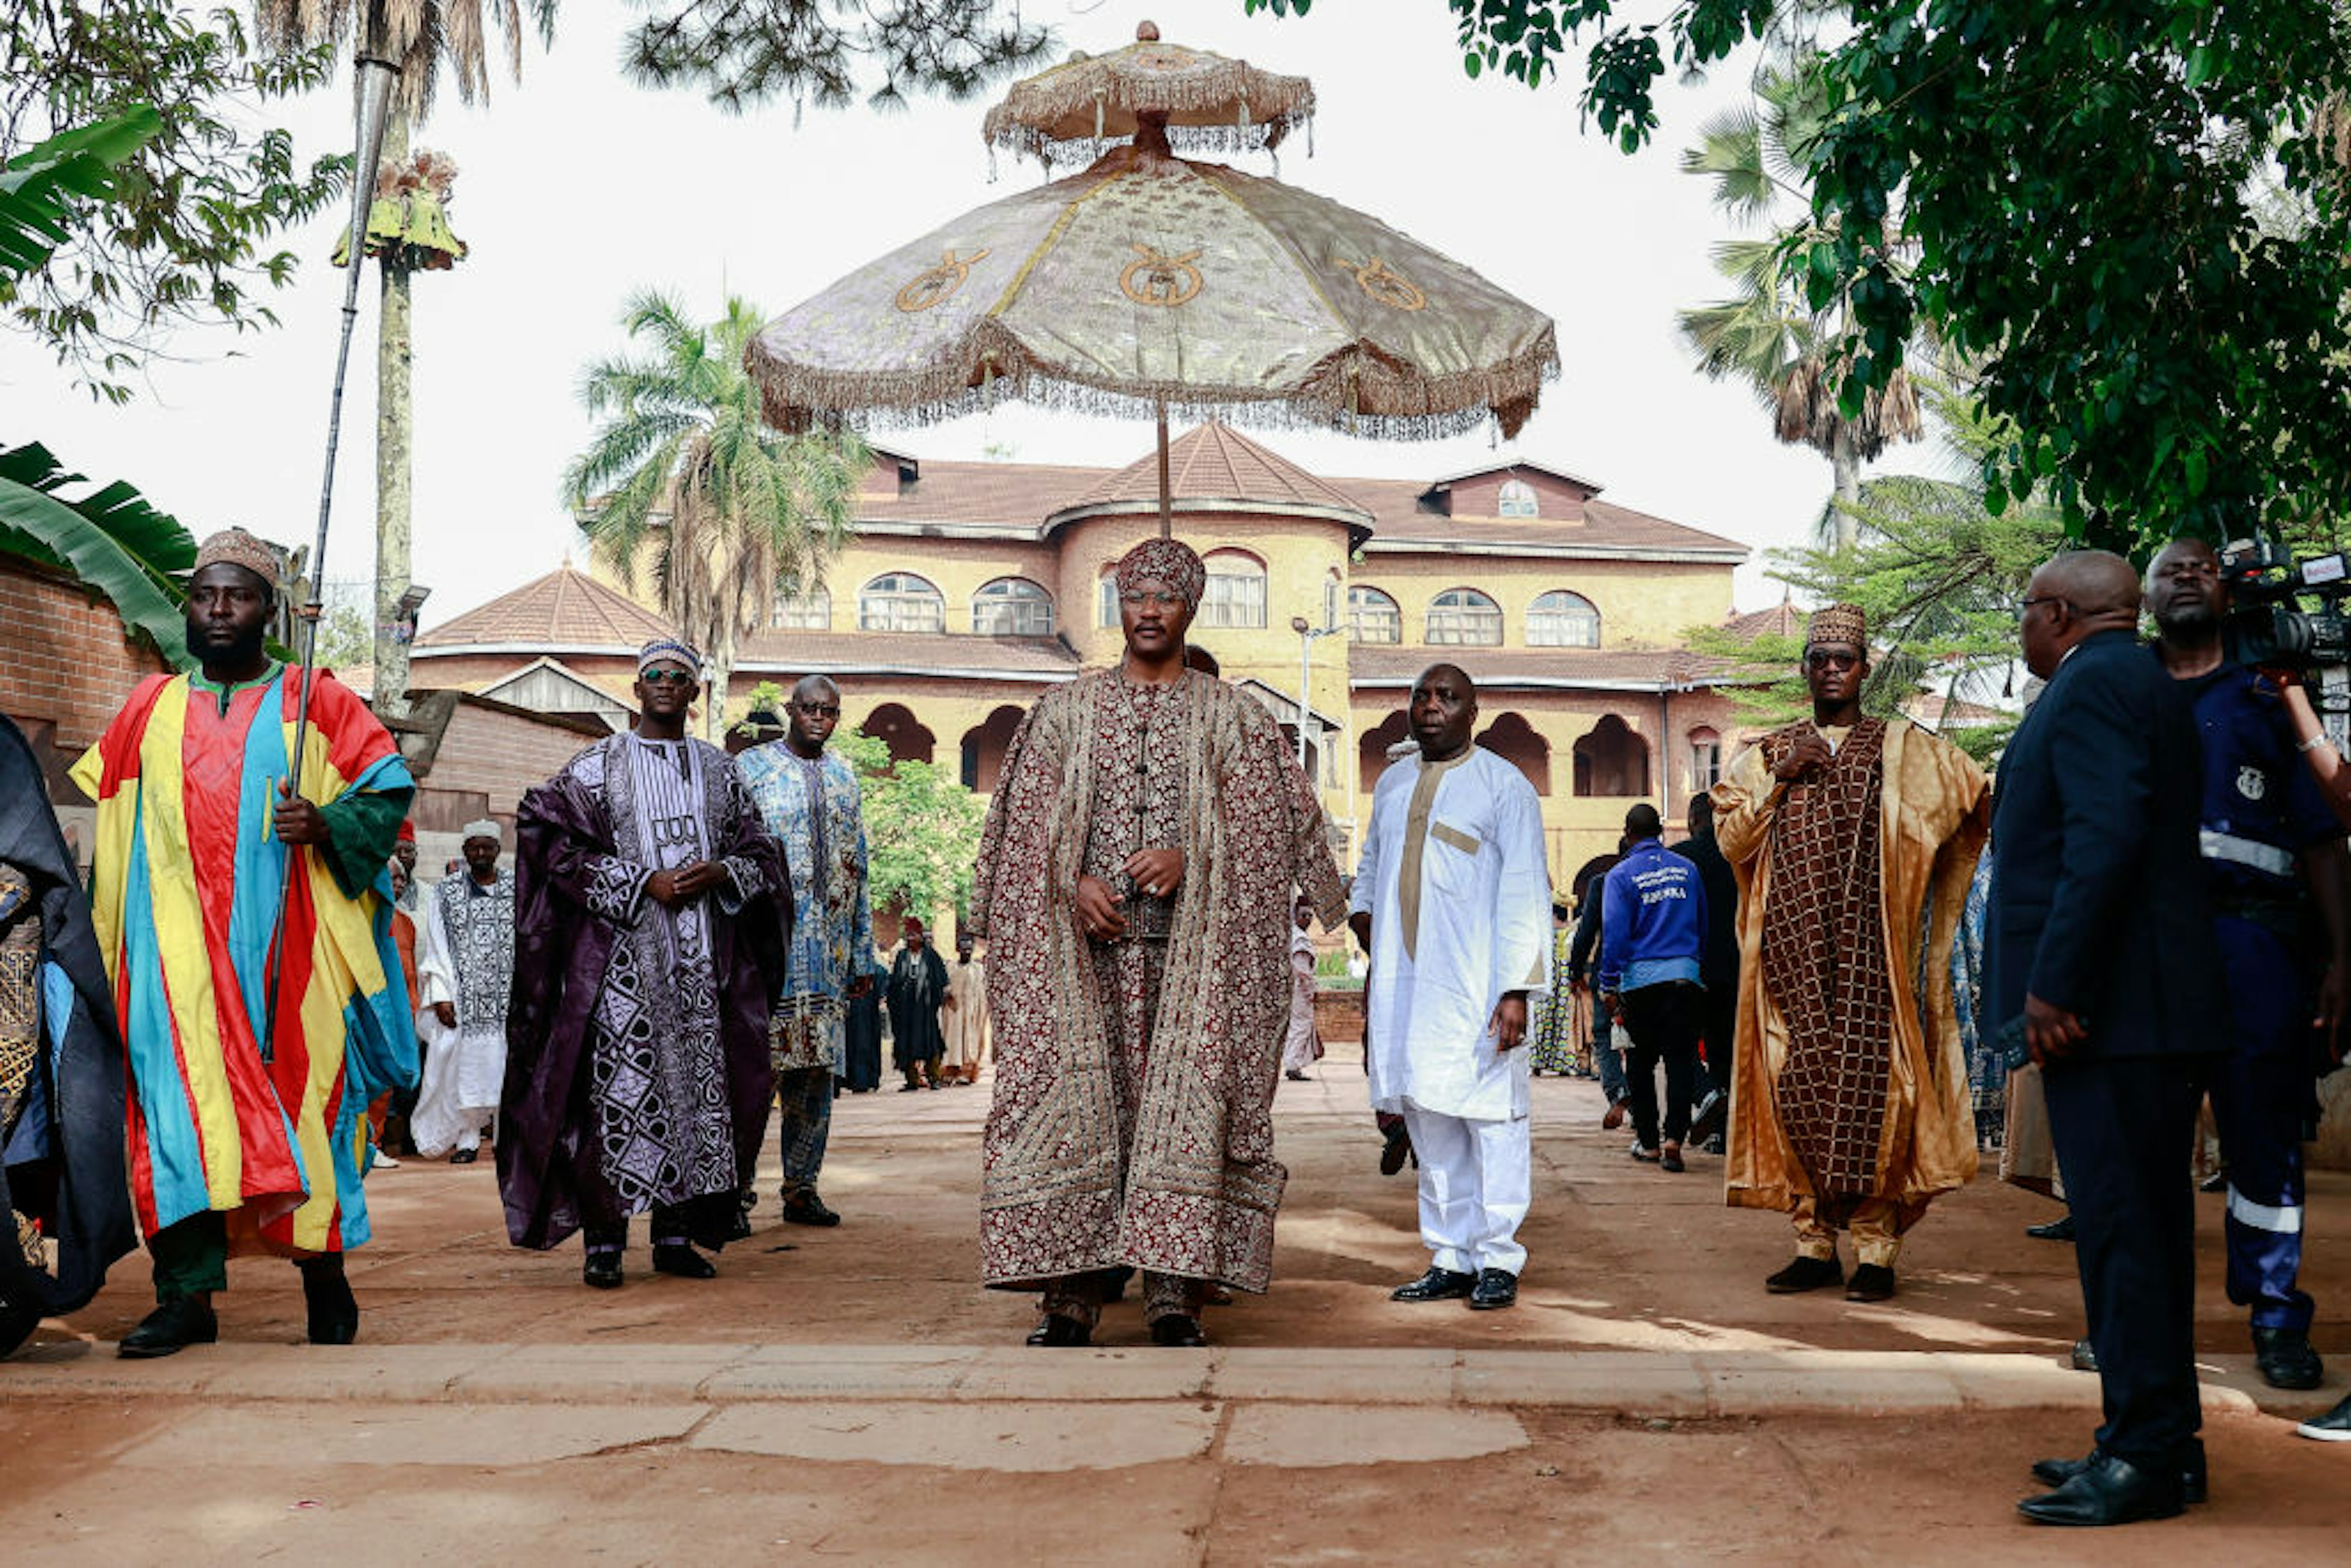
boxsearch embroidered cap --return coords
[191,527,282,593]
[1806,602,1868,650]
[637,637,703,678]
[1112,537,1207,606]
[460,818,500,844]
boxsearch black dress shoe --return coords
[1390,1266,1477,1302]
[1468,1268,1518,1311]
[2017,1452,2185,1526]
[2069,1337,2098,1371]
[2031,1448,2207,1504]
[1764,1255,1843,1294]
[118,1297,219,1359]
[582,1251,624,1289]
[651,1243,717,1279]
[2025,1214,2075,1242]
[448,1147,478,1165]
[1659,1141,1685,1174]
[1149,1313,1209,1347]
[1026,1315,1092,1347]
[300,1258,360,1345]
[1845,1262,1895,1302]
[2254,1326,2325,1390]
[781,1190,842,1228]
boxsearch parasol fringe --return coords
[981,43,1314,171]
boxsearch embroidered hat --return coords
[1112,537,1207,606]
[396,819,416,844]
[460,818,500,843]
[191,527,282,592]
[1806,602,1869,650]
[637,637,703,678]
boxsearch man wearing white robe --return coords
[413,820,514,1162]
[1352,664,1552,1311]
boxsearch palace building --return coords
[410,422,1757,879]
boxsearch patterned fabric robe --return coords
[1712,716,1990,1228]
[72,669,416,1256]
[973,670,1346,1295]
[411,869,515,1157]
[1526,924,1578,1073]
[737,744,872,1075]
[499,733,785,1250]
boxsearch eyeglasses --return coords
[639,667,697,686]
[1120,590,1187,610]
[1803,648,1861,670]
[790,701,841,718]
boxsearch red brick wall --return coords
[0,557,170,797]
[416,701,603,821]
[1446,466,1596,517]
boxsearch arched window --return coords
[1324,571,1342,632]
[1426,587,1502,647]
[1477,711,1551,796]
[1527,589,1600,648]
[770,585,830,630]
[1198,549,1267,629]
[1573,714,1651,797]
[972,577,1054,636]
[1688,726,1723,792]
[1099,570,1120,628]
[1498,478,1540,517]
[858,572,944,633]
[1348,585,1401,644]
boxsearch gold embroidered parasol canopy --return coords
[746,22,1559,535]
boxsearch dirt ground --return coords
[9,1050,2351,1562]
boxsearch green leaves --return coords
[0,442,198,670]
[0,107,162,274]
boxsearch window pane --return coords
[858,574,943,632]
[1427,590,1501,647]
[973,579,1054,636]
[1100,576,1119,627]
[1199,569,1266,629]
[1526,591,1599,648]
[771,588,830,629]
[1348,586,1400,644]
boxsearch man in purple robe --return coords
[499,639,786,1288]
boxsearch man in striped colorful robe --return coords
[72,529,418,1357]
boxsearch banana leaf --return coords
[0,443,196,672]
[0,107,162,277]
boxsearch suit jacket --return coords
[1985,628,2224,1056]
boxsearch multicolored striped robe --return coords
[71,667,418,1256]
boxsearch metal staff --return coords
[262,48,400,1059]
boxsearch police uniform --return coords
[2180,658,2344,1336]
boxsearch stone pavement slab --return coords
[116,1403,706,1468]
[691,1399,1220,1471]
[1222,1402,1528,1466]
[1457,1348,1711,1414]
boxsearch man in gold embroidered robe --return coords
[972,538,1346,1349]
[1713,604,1990,1302]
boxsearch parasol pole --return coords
[263,37,401,1059]
[1156,400,1172,538]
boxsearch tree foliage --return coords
[1,3,345,402]
[1254,0,2351,555]
[621,0,1052,114]
[568,290,870,743]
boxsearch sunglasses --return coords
[790,701,841,718]
[639,667,697,687]
[1803,648,1861,670]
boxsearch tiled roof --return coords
[1346,643,1741,691]
[732,629,1082,679]
[1052,421,1373,521]
[855,460,1106,530]
[417,565,670,650]
[1721,598,1806,640]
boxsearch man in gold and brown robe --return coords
[1712,604,1990,1302]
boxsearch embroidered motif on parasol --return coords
[982,20,1316,171]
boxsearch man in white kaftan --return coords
[1352,665,1552,1310]
[413,819,514,1161]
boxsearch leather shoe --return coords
[1390,1266,1477,1302]
[2297,1391,2351,1441]
[2069,1337,2098,1372]
[1764,1255,1843,1294]
[2032,1447,2206,1504]
[1659,1140,1685,1174]
[2025,1214,2075,1242]
[300,1258,359,1345]
[1601,1097,1629,1131]
[582,1251,624,1289]
[1845,1262,1895,1302]
[2253,1326,2325,1390]
[781,1190,842,1228]
[448,1147,479,1165]
[1025,1315,1092,1348]
[1149,1313,1208,1347]
[2017,1452,2185,1526]
[118,1297,219,1359]
[651,1243,717,1279]
[1468,1268,1518,1311]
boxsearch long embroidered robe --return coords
[72,668,416,1255]
[942,956,990,1074]
[737,744,872,1075]
[973,669,1346,1295]
[412,869,515,1156]
[499,733,784,1249]
[1712,716,1990,1227]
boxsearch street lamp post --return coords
[1290,613,1343,778]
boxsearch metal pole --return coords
[1155,400,1172,539]
[263,44,399,1057]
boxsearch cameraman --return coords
[2147,537,2351,1392]
[2271,673,2351,829]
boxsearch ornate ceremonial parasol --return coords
[746,22,1558,535]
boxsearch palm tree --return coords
[566,291,870,741]
[256,1,555,715]
[1676,54,1924,547]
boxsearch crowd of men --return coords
[3,528,2350,1528]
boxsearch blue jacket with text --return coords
[1597,836,1706,994]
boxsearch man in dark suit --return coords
[1989,550,2227,1526]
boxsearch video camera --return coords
[2219,539,2351,671]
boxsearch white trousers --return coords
[1400,1100,1531,1276]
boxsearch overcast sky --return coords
[0,2,1914,628]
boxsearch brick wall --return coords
[412,697,604,821]
[0,555,170,793]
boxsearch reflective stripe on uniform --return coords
[2228,1185,2305,1234]
[2200,829,2297,879]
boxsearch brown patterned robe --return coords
[1712,716,1990,1229]
[972,669,1346,1294]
